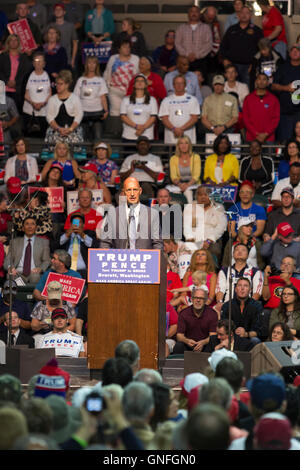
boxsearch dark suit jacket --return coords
[0,52,32,96]
[0,328,34,348]
[4,236,51,274]
[100,203,163,250]
[205,333,254,353]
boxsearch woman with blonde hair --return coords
[88,141,118,185]
[182,249,217,306]
[74,56,109,141]
[167,135,201,203]
[113,17,148,57]
[41,140,80,189]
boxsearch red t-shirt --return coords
[64,208,102,232]
[264,276,300,309]
[167,270,182,303]
[126,72,167,104]
[262,6,287,46]
[166,302,178,336]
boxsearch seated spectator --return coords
[269,285,300,340]
[204,134,239,187]
[149,383,180,430]
[45,70,83,151]
[113,18,147,57]
[115,339,140,375]
[264,187,300,238]
[78,163,111,204]
[201,75,239,136]
[243,73,280,143]
[278,139,300,180]
[84,0,115,45]
[120,74,158,142]
[249,37,283,91]
[43,26,68,87]
[102,357,133,388]
[159,75,200,145]
[156,189,179,240]
[0,279,32,333]
[0,311,34,348]
[228,180,267,238]
[268,321,293,342]
[183,185,227,260]
[127,56,167,105]
[182,249,217,307]
[49,3,78,68]
[0,195,12,246]
[224,64,249,108]
[13,2,43,47]
[0,82,20,145]
[152,30,178,77]
[4,137,38,185]
[4,216,51,284]
[224,0,245,33]
[194,69,212,101]
[206,319,255,352]
[40,308,85,357]
[221,277,263,344]
[64,188,103,236]
[120,136,163,200]
[23,51,51,137]
[44,163,64,189]
[33,249,82,301]
[257,0,287,60]
[31,280,75,335]
[238,140,274,197]
[261,222,300,272]
[60,212,97,279]
[222,218,264,270]
[173,286,218,354]
[262,256,300,310]
[41,141,81,190]
[166,135,201,203]
[271,162,300,207]
[13,190,53,239]
[216,243,263,311]
[88,142,118,186]
[163,56,202,105]
[103,40,139,117]
[74,56,108,142]
[163,237,194,276]
[27,0,47,34]
[171,270,208,310]
[166,302,178,357]
[0,34,32,113]
[271,44,300,143]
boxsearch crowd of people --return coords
[0,0,300,452]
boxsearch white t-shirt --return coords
[158,93,200,144]
[120,153,163,183]
[224,81,249,107]
[74,76,108,112]
[40,330,84,357]
[120,96,158,140]
[23,71,51,117]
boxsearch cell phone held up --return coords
[84,392,106,415]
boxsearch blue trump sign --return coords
[82,42,112,64]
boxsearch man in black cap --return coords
[0,280,32,334]
[120,136,164,200]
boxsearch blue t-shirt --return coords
[228,202,267,233]
[35,269,82,293]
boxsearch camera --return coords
[84,392,106,415]
[269,265,280,276]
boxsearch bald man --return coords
[100,177,163,249]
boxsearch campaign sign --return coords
[88,249,161,284]
[202,185,238,203]
[28,187,64,213]
[41,272,85,304]
[40,333,83,357]
[82,41,112,64]
[67,189,103,214]
[8,19,37,52]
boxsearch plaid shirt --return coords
[175,22,213,59]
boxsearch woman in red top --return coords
[127,56,167,105]
[258,0,287,59]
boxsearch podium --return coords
[87,249,166,371]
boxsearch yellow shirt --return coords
[169,153,201,184]
[204,153,239,185]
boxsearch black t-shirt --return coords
[220,22,264,65]
[273,61,300,114]
[77,297,88,336]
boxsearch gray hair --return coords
[192,286,209,301]
[122,382,154,424]
[54,249,71,270]
[12,433,59,450]
[199,378,233,411]
[115,340,140,368]
[133,368,163,385]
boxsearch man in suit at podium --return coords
[100,177,163,250]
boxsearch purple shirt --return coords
[177,305,218,341]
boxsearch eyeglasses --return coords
[193,297,206,301]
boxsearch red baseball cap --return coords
[51,162,63,172]
[6,177,22,194]
[54,3,66,11]
[277,222,295,238]
[79,163,98,175]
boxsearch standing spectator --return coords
[224,0,245,33]
[269,285,300,339]
[194,69,212,101]
[84,0,115,44]
[120,74,157,142]
[152,30,178,77]
[13,2,43,47]
[220,6,263,86]
[53,0,84,35]
[0,9,8,44]
[159,75,200,145]
[88,142,118,186]
[0,35,32,112]
[103,40,139,117]
[43,26,68,86]
[200,6,221,75]
[243,73,280,143]
[163,56,202,105]
[272,45,300,143]
[23,51,52,137]
[27,0,47,34]
[201,75,239,136]
[264,187,300,238]
[204,134,239,187]
[295,120,300,145]
[278,139,300,180]
[113,18,147,57]
[238,140,274,196]
[4,137,38,184]
[41,141,81,189]
[127,56,167,105]
[45,70,83,151]
[74,56,108,142]
[175,5,213,73]
[49,3,78,68]
[257,0,287,60]
[0,84,20,145]
[271,163,300,207]
[224,64,249,108]
[249,37,283,91]
[260,222,300,272]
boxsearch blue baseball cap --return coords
[247,373,286,411]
